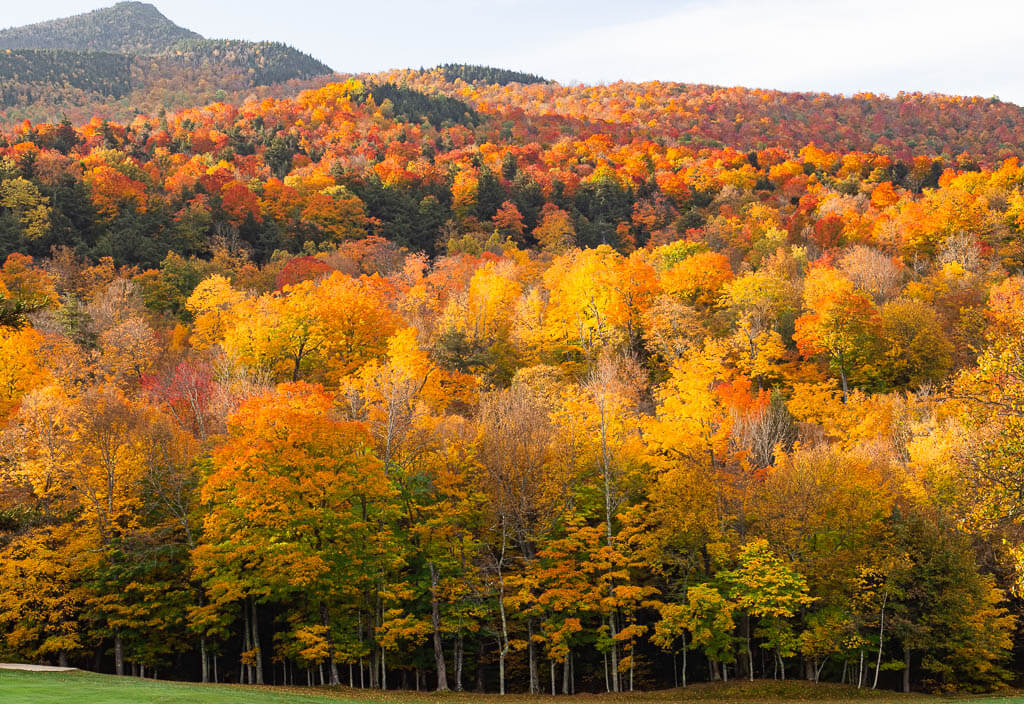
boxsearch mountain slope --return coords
[0,2,200,54]
[0,3,334,120]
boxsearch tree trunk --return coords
[475,640,486,692]
[381,647,387,690]
[872,591,887,690]
[319,602,340,686]
[746,615,754,681]
[200,636,209,683]
[608,614,619,692]
[528,618,539,693]
[370,642,379,688]
[58,651,68,668]
[681,632,687,687]
[562,651,571,694]
[242,600,251,684]
[454,632,464,691]
[428,562,449,691]
[499,644,506,696]
[114,635,124,676]
[251,598,264,685]
[902,647,911,693]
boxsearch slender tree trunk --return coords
[498,575,510,695]
[381,647,387,691]
[454,632,464,691]
[528,618,539,693]
[603,650,610,693]
[242,602,251,684]
[562,651,571,694]
[370,642,379,688]
[858,649,864,688]
[608,615,619,692]
[681,631,687,687]
[319,602,340,686]
[499,642,506,696]
[872,591,887,690]
[200,636,209,683]
[428,563,449,691]
[251,598,264,685]
[114,635,124,676]
[746,615,754,681]
[475,641,485,692]
[213,654,218,683]
[902,647,911,693]
[550,658,555,695]
[597,385,619,695]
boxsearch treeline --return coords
[364,83,478,127]
[163,39,332,87]
[438,63,549,86]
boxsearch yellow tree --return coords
[195,382,391,686]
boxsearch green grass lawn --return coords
[1,669,1023,704]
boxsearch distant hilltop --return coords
[0,2,202,54]
[0,2,334,122]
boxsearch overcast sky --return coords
[5,0,1024,104]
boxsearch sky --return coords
[4,0,1024,104]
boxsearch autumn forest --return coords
[3,4,1024,698]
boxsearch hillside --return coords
[5,71,1024,693]
[0,2,200,54]
[0,50,131,107]
[0,3,334,123]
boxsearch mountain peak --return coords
[0,2,202,54]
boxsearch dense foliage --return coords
[164,40,332,87]
[0,50,132,107]
[2,62,1024,697]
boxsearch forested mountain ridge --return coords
[0,3,333,122]
[0,2,201,54]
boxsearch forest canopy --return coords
[1,37,1024,697]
